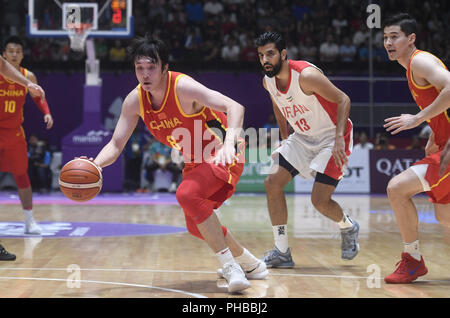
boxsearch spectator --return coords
[221,13,238,35]
[374,133,396,150]
[353,131,374,151]
[28,134,52,193]
[339,36,357,62]
[285,39,299,60]
[95,38,109,60]
[299,37,317,62]
[145,140,182,193]
[319,34,339,62]
[221,38,240,62]
[352,22,368,48]
[406,135,424,150]
[292,0,311,21]
[331,10,348,35]
[358,39,377,62]
[123,128,144,192]
[109,40,126,62]
[204,0,224,16]
[240,39,258,62]
[185,0,205,25]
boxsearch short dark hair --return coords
[127,34,169,68]
[256,31,286,53]
[3,36,23,53]
[383,13,418,36]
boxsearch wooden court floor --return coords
[0,192,449,298]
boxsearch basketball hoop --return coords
[67,23,92,52]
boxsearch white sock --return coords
[273,225,289,253]
[235,248,259,268]
[404,240,421,261]
[24,209,34,222]
[337,214,354,229]
[216,247,235,266]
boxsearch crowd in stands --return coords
[0,0,449,73]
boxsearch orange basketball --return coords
[59,158,102,202]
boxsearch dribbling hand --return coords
[75,156,103,171]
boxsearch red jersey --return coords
[138,71,231,164]
[406,50,450,149]
[0,67,28,129]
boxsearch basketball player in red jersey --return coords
[256,31,360,268]
[1,36,53,238]
[382,13,450,284]
[88,35,268,293]
[0,53,46,261]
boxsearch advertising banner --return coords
[369,149,424,193]
[294,148,371,193]
[236,147,295,192]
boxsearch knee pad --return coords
[14,173,31,189]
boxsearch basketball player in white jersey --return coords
[256,31,360,268]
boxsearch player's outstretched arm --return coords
[94,90,140,169]
[384,53,450,134]
[299,67,351,168]
[176,76,245,165]
[27,70,53,129]
[0,56,45,99]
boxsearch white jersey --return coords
[265,59,351,139]
[265,60,353,180]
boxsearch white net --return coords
[67,24,92,52]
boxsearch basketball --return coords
[59,158,102,202]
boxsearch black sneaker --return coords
[0,244,16,261]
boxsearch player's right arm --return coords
[0,56,45,99]
[94,89,140,169]
[384,53,450,134]
[263,78,288,140]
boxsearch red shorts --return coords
[176,139,245,225]
[414,150,450,204]
[0,127,28,175]
[182,138,245,210]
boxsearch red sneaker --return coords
[385,252,428,284]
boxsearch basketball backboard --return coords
[27,0,134,38]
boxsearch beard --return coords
[262,56,283,78]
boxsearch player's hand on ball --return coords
[75,156,102,171]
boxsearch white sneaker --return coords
[25,219,42,235]
[169,182,177,193]
[218,259,269,280]
[221,262,250,293]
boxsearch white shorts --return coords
[410,164,431,192]
[273,130,353,180]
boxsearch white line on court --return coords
[1,267,443,282]
[0,266,375,280]
[0,276,207,298]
